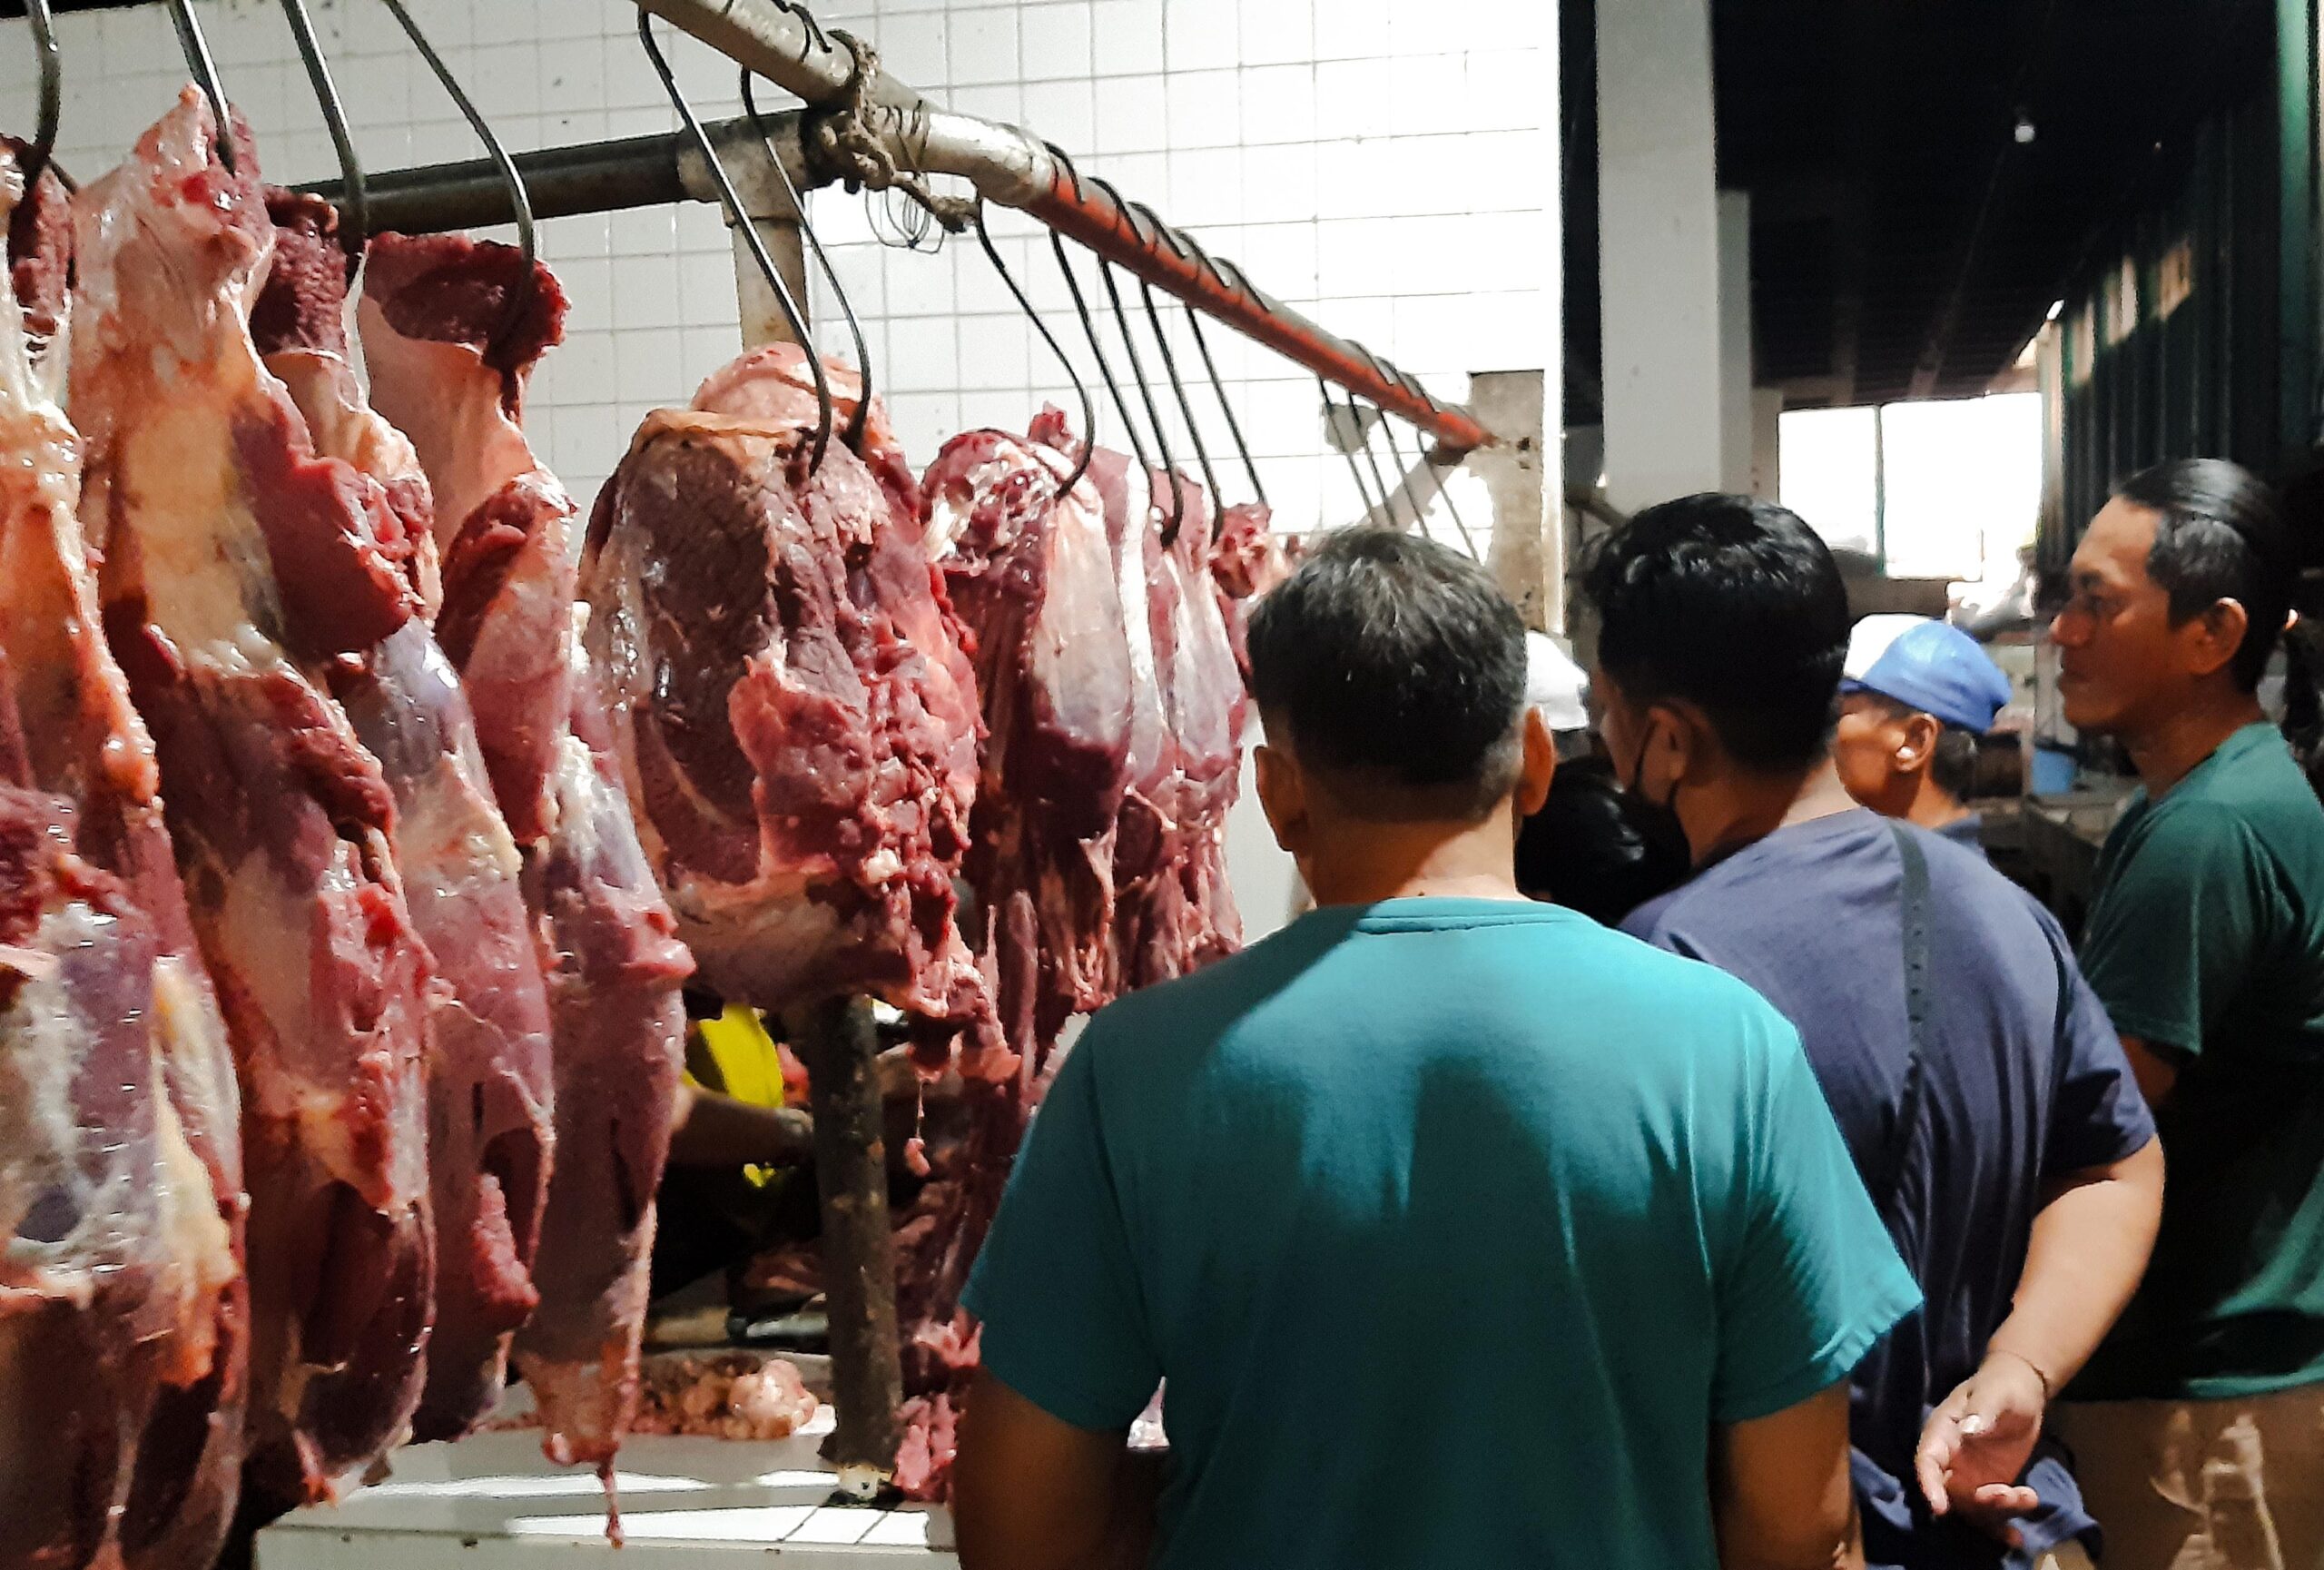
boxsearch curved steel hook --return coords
[1323,376,1384,525]
[1084,178,1185,543]
[165,0,234,174]
[1352,398,1400,530]
[1051,229,1151,479]
[642,13,831,471]
[1372,400,1433,543]
[1378,403,1476,558]
[743,67,869,454]
[1097,254,1186,546]
[979,210,1096,499]
[379,0,535,355]
[1138,277,1221,514]
[1183,304,1265,507]
[280,0,366,265]
[21,0,58,192]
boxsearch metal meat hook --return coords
[1051,222,1152,484]
[1085,176,1185,545]
[975,207,1096,499]
[1097,250,1185,546]
[164,0,234,174]
[1138,275,1221,521]
[1169,229,1266,508]
[1379,401,1478,558]
[379,0,537,359]
[641,12,832,472]
[279,0,367,266]
[742,66,870,457]
[21,0,57,192]
[1322,376,1385,526]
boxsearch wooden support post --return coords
[790,995,903,1496]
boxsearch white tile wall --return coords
[0,0,1550,537]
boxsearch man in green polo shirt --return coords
[2048,459,2324,1570]
[949,529,1918,1570]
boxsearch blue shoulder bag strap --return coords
[1878,821,1935,1228]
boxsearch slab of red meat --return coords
[1022,414,1246,992]
[692,345,925,528]
[69,92,432,1513]
[359,231,691,1474]
[580,346,984,1041]
[0,140,248,1570]
[925,425,1134,1071]
[1149,473,1247,977]
[254,196,555,1445]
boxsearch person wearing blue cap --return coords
[1835,617,2016,855]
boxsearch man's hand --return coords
[1915,1351,2047,1545]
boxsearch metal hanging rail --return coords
[291,0,1493,458]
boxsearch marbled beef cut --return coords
[359,230,691,1477]
[71,91,433,1515]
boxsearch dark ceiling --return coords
[1570,0,2278,416]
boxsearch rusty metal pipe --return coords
[635,0,1491,455]
[1026,164,1489,454]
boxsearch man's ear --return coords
[1515,707,1556,818]
[1896,711,1940,775]
[2184,597,2252,681]
[1656,698,1716,785]
[1253,743,1307,857]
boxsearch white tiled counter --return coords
[258,1408,956,1567]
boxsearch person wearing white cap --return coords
[1523,630,1592,747]
[1833,617,2015,855]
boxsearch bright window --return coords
[1779,391,2040,588]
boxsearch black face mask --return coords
[1620,732,1696,898]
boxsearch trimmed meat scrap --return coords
[581,345,986,1039]
[253,194,555,1446]
[0,136,249,1570]
[69,92,432,1513]
[359,231,690,1474]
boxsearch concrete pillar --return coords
[1719,191,1755,492]
[1598,0,1721,512]
[1751,389,1784,499]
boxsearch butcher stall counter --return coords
[257,1409,956,1567]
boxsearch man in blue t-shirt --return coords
[953,528,1919,1570]
[1584,494,2163,1570]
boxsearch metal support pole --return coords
[789,997,904,1496]
[675,123,814,347]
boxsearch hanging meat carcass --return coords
[1146,471,1247,977]
[254,195,556,1445]
[579,344,987,1045]
[924,423,1134,1070]
[69,92,436,1515]
[0,136,249,1570]
[1023,413,1245,992]
[358,231,691,1473]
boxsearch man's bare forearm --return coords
[1988,1137,2163,1389]
[667,1087,816,1170]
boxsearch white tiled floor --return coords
[260,1423,955,1568]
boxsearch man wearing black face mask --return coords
[1512,631,1693,923]
[1586,495,2164,1570]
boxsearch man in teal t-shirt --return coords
[2048,459,2324,1570]
[951,528,1919,1570]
